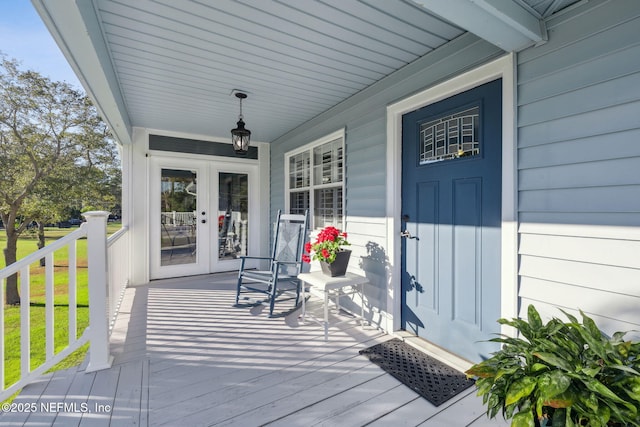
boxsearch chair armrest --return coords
[273,260,302,265]
[239,256,273,261]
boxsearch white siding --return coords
[517,0,640,334]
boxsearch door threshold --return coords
[393,331,474,373]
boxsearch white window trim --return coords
[284,128,346,230]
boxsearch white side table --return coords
[298,271,369,341]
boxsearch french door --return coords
[150,157,258,280]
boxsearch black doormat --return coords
[359,338,475,406]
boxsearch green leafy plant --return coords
[302,226,350,264]
[465,305,640,427]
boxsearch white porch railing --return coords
[106,225,130,332]
[0,211,128,401]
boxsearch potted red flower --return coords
[302,226,351,276]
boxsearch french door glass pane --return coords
[160,169,197,266]
[218,173,248,260]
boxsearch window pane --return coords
[314,187,342,229]
[313,138,343,185]
[289,152,310,189]
[419,106,479,164]
[290,190,309,215]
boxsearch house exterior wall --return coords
[269,33,505,328]
[516,0,640,334]
[270,0,640,338]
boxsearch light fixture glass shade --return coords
[231,92,251,155]
[231,118,251,155]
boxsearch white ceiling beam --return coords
[414,0,547,52]
[31,0,132,145]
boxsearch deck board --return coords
[365,396,440,426]
[50,367,96,427]
[210,357,388,426]
[0,372,54,426]
[2,272,500,427]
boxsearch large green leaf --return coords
[608,364,640,376]
[488,393,501,412]
[595,404,611,426]
[538,370,571,399]
[496,367,521,381]
[475,377,493,396]
[466,362,497,379]
[506,376,537,406]
[531,363,550,373]
[571,323,608,360]
[533,352,573,372]
[580,366,601,377]
[621,377,640,402]
[579,392,599,413]
[580,310,603,341]
[534,340,573,362]
[582,377,629,406]
[615,340,632,358]
[527,304,543,331]
[511,409,535,427]
[542,389,575,409]
[611,331,627,343]
[559,309,579,324]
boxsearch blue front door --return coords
[401,79,502,363]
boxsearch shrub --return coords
[466,305,640,427]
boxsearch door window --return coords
[419,106,479,164]
[218,172,248,260]
[160,169,197,266]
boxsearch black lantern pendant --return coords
[231,92,251,155]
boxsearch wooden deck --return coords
[1,273,509,427]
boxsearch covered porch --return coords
[2,272,507,427]
[5,0,640,424]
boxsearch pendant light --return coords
[230,92,251,155]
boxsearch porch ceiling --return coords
[33,0,580,146]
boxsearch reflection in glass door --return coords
[160,168,197,266]
[217,172,248,261]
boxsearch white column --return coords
[82,211,114,372]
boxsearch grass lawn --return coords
[1,223,122,390]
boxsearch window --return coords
[420,106,479,164]
[286,130,345,229]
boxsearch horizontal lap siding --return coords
[517,0,640,334]
[270,34,503,324]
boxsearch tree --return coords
[0,55,120,304]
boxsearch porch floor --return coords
[1,272,509,427]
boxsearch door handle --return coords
[400,230,416,239]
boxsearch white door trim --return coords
[385,53,518,337]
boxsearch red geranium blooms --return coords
[302,226,350,263]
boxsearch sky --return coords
[0,0,82,89]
